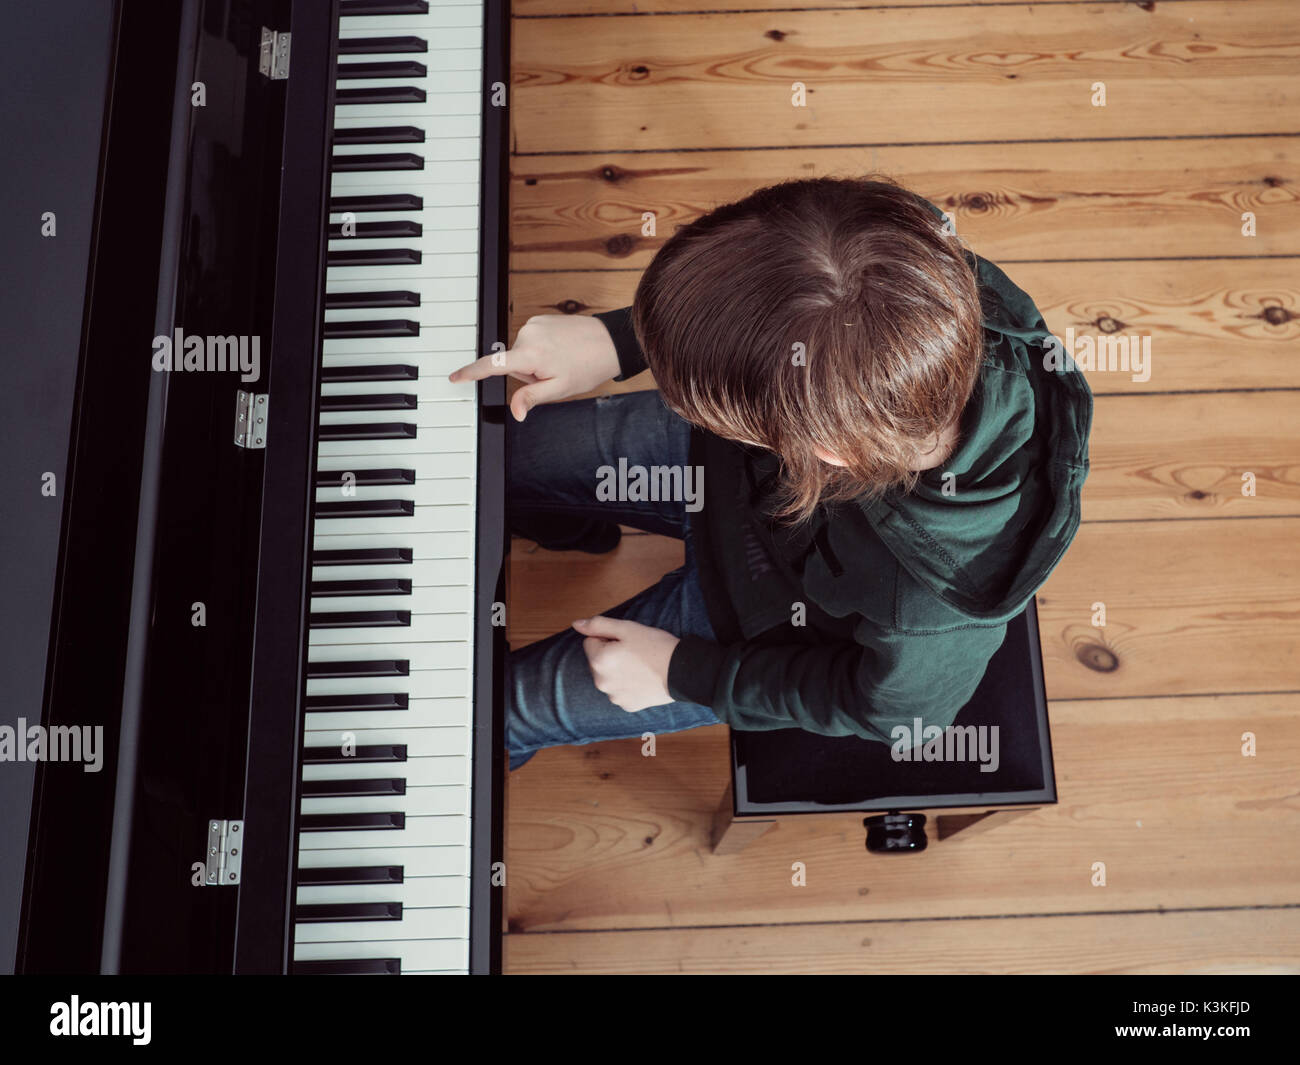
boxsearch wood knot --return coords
[556,299,586,314]
[598,771,613,780]
[628,64,650,80]
[1261,305,1293,326]
[766,29,787,41]
[1263,175,1284,188]
[605,233,636,257]
[962,193,992,212]
[600,165,623,183]
[643,835,655,846]
[1095,315,1126,333]
[1134,0,1155,11]
[524,177,537,186]
[1076,643,1119,673]
[1186,489,1210,501]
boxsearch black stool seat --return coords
[731,599,1057,816]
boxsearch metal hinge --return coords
[258,28,291,80]
[204,819,244,886]
[234,390,268,449]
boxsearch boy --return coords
[451,177,1092,771]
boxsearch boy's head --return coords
[631,176,984,522]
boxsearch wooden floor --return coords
[501,0,1300,973]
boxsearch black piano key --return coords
[340,0,428,14]
[294,958,401,976]
[336,86,426,105]
[326,220,422,239]
[302,742,408,762]
[299,811,405,832]
[320,392,417,411]
[323,321,418,340]
[309,610,410,629]
[310,578,412,596]
[323,319,420,340]
[306,659,409,679]
[296,903,402,923]
[313,500,414,520]
[328,248,421,267]
[315,468,416,487]
[331,152,424,172]
[317,421,417,441]
[332,125,425,145]
[306,691,409,712]
[330,193,423,213]
[312,547,413,566]
[321,365,418,385]
[301,777,407,798]
[337,37,428,56]
[297,865,404,886]
[320,363,418,383]
[337,61,427,80]
[325,290,420,310]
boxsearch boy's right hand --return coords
[448,313,622,422]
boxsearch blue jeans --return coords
[506,390,720,770]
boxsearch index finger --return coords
[448,348,531,383]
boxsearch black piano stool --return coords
[715,598,1058,855]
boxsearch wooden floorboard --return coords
[503,0,1300,973]
[506,909,1300,975]
[512,2,1299,152]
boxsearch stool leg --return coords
[710,782,776,855]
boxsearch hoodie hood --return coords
[844,251,1092,621]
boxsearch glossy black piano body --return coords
[3,0,506,974]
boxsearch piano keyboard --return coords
[292,0,487,976]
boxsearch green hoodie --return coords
[593,217,1093,742]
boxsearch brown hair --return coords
[631,176,984,523]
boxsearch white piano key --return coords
[309,504,474,537]
[333,139,482,165]
[295,905,468,943]
[298,846,468,878]
[331,159,479,188]
[318,429,475,458]
[319,401,476,429]
[306,704,471,732]
[323,323,477,354]
[309,614,472,646]
[302,785,470,818]
[324,256,479,283]
[310,563,471,592]
[339,8,483,31]
[292,938,468,973]
[307,640,472,671]
[324,301,479,329]
[316,485,476,511]
[298,816,469,851]
[304,727,471,759]
[338,33,481,57]
[338,47,483,74]
[297,876,469,909]
[324,273,478,301]
[328,233,479,261]
[302,756,469,787]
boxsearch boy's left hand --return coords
[572,616,679,712]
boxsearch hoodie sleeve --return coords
[666,620,1009,742]
[592,306,649,381]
